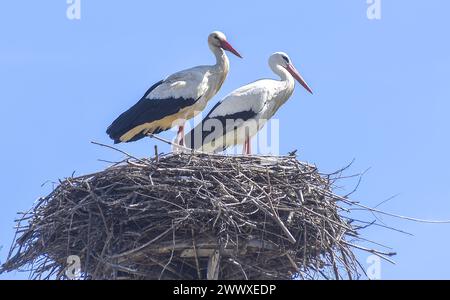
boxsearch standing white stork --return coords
[106,31,242,145]
[184,52,313,154]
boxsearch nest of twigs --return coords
[1,152,395,280]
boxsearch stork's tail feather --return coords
[106,80,166,144]
[106,117,132,144]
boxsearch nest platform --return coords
[1,153,394,280]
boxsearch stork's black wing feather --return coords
[185,100,258,150]
[106,80,197,143]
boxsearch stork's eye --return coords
[282,55,290,63]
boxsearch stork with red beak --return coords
[184,52,313,154]
[106,31,242,145]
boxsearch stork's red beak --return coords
[286,63,313,94]
[220,40,243,58]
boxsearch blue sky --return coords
[1,0,449,279]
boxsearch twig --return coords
[91,141,146,163]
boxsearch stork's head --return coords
[208,31,242,58]
[269,52,313,94]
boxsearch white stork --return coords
[184,52,313,154]
[106,31,242,145]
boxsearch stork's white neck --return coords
[207,45,230,96]
[271,63,291,82]
[271,64,295,100]
[210,45,230,73]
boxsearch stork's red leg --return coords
[242,137,251,155]
[247,138,252,155]
[177,124,185,146]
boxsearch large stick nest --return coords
[1,153,394,280]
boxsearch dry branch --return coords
[1,152,395,280]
